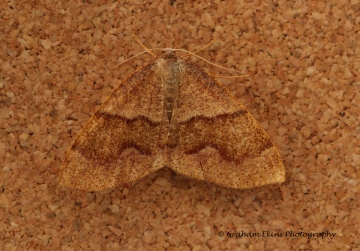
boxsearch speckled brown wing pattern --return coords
[59,49,285,191]
[168,62,285,189]
[59,63,169,191]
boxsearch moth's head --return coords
[161,48,177,59]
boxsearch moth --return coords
[59,48,285,191]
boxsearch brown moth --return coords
[59,48,285,191]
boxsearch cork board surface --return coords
[1,0,359,250]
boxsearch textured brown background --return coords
[1,0,359,250]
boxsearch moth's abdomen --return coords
[162,56,180,123]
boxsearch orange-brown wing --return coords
[168,62,285,189]
[59,63,167,191]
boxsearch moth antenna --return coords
[188,40,215,55]
[115,47,178,69]
[113,50,151,68]
[174,48,247,78]
[114,33,163,69]
[212,74,249,79]
[132,33,156,58]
